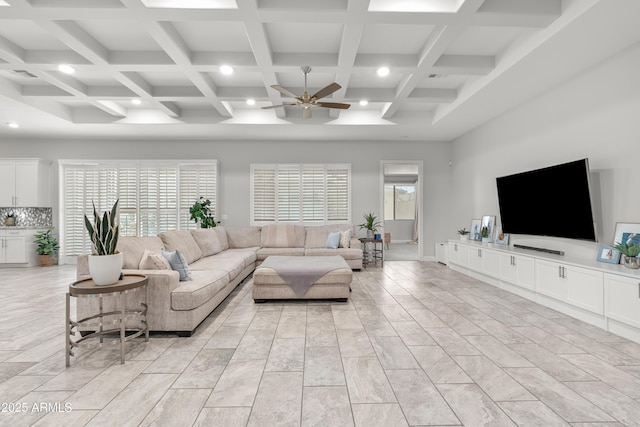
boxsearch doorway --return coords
[380,161,423,261]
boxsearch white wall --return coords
[0,139,451,258]
[450,41,640,259]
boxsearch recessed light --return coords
[131,98,142,105]
[246,99,256,106]
[58,64,75,74]
[7,122,19,128]
[220,65,234,75]
[359,100,369,106]
[377,66,390,77]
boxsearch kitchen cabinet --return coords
[0,159,49,207]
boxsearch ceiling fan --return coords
[262,66,350,119]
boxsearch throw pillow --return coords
[139,249,171,270]
[325,231,341,249]
[339,229,352,248]
[162,249,192,281]
[190,229,222,257]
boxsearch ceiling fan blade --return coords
[261,103,297,109]
[316,102,351,110]
[270,85,299,99]
[311,82,341,100]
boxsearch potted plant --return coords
[458,228,470,241]
[359,212,381,239]
[614,240,640,269]
[189,197,217,228]
[34,227,59,267]
[4,212,15,226]
[84,199,122,285]
[481,226,490,243]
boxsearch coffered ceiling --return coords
[0,0,639,141]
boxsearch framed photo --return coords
[596,245,621,264]
[470,219,482,241]
[494,231,510,245]
[613,222,640,263]
[481,215,496,242]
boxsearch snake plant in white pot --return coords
[84,199,122,285]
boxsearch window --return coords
[60,160,216,261]
[251,164,350,225]
[384,184,416,220]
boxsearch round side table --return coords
[66,274,149,367]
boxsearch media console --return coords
[447,239,640,345]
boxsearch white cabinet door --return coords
[499,253,517,283]
[457,245,470,268]
[605,274,640,329]
[448,242,460,265]
[515,256,535,290]
[566,266,604,315]
[14,161,39,206]
[4,235,27,263]
[482,249,500,278]
[536,259,566,301]
[468,247,483,272]
[0,162,15,206]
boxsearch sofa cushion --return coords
[305,224,355,248]
[159,230,202,264]
[226,226,261,248]
[261,224,305,248]
[190,252,245,279]
[305,247,363,260]
[190,229,222,257]
[162,249,192,281]
[117,236,165,269]
[256,247,305,261]
[340,229,352,248]
[171,270,228,311]
[214,226,230,250]
[139,249,171,270]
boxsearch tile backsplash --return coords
[1,207,52,228]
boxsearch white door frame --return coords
[380,160,424,261]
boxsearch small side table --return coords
[66,274,149,367]
[359,238,384,268]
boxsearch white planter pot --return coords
[460,235,469,241]
[482,237,490,243]
[88,253,123,285]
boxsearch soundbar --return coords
[513,244,565,256]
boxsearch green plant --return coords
[481,226,489,238]
[189,197,217,228]
[614,241,640,257]
[84,199,120,255]
[6,211,15,218]
[458,228,470,236]
[358,212,382,232]
[34,227,59,255]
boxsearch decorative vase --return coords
[88,253,123,285]
[622,255,640,269]
[4,217,15,226]
[366,230,374,239]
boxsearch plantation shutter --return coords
[118,168,138,236]
[251,164,350,225]
[179,163,217,230]
[252,168,276,222]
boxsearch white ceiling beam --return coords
[0,35,25,63]
[236,0,285,118]
[0,74,72,122]
[381,0,487,119]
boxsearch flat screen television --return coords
[496,159,596,241]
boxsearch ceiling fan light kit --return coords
[263,66,351,119]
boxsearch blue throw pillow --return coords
[325,231,341,249]
[161,249,192,281]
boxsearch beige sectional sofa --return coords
[76,224,362,336]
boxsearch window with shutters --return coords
[251,164,350,225]
[60,160,217,262]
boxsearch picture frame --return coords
[481,215,496,242]
[613,222,640,264]
[470,219,482,241]
[494,231,510,245]
[596,245,621,264]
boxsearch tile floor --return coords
[1,262,640,426]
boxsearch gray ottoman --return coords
[253,255,353,302]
